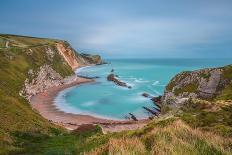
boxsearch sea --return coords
[54,58,232,120]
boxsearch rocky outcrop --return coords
[19,39,104,101]
[162,65,232,107]
[80,53,105,65]
[56,42,86,69]
[142,93,152,98]
[20,65,78,100]
[56,42,105,70]
[107,73,132,89]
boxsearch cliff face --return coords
[163,65,232,107]
[56,42,81,69]
[0,34,103,152]
[80,53,105,65]
[5,37,104,100]
[55,42,99,69]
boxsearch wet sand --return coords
[30,77,148,132]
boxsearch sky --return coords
[1,0,232,58]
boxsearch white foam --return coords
[147,85,161,95]
[81,101,97,107]
[152,81,160,85]
[134,79,149,83]
[75,66,95,75]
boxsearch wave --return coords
[75,66,92,74]
[152,81,160,85]
[81,101,97,107]
[121,76,149,84]
[147,85,161,95]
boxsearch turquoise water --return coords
[55,59,232,120]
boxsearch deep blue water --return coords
[54,59,232,120]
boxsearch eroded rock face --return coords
[19,40,104,101]
[56,42,83,69]
[56,42,105,70]
[20,65,62,100]
[20,65,77,100]
[45,47,55,61]
[80,53,105,65]
[198,69,222,98]
[162,65,232,107]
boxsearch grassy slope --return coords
[25,99,231,155]
[0,34,73,154]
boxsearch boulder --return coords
[129,113,138,121]
[142,93,151,98]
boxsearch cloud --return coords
[75,17,232,56]
[1,0,232,58]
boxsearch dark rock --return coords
[142,93,149,98]
[129,113,138,121]
[143,106,159,117]
[151,95,162,102]
[142,93,153,98]
[153,106,161,112]
[111,69,114,72]
[124,115,130,120]
[154,103,161,109]
[107,73,131,89]
[151,96,162,108]
[77,75,100,79]
[148,116,154,120]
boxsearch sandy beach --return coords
[30,77,148,132]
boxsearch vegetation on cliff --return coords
[0,34,103,154]
[163,65,232,105]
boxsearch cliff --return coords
[0,34,104,101]
[0,34,104,153]
[163,65,232,107]
[80,53,105,65]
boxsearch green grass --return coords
[216,82,232,100]
[10,125,103,155]
[178,99,232,137]
[222,65,232,79]
[0,34,59,48]
[200,72,211,80]
[215,65,232,100]
[166,71,191,92]
[84,118,232,155]
[174,83,198,96]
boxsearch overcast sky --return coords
[1,0,232,58]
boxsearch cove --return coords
[54,58,232,120]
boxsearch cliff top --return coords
[0,34,62,49]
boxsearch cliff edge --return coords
[163,65,232,108]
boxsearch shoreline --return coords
[30,76,148,132]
